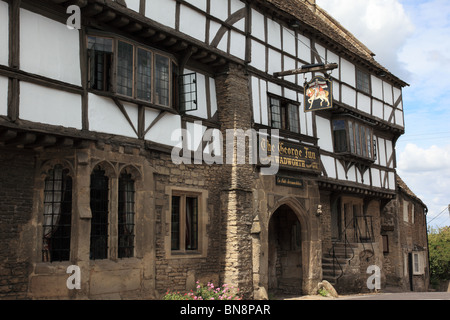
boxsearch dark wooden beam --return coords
[274,63,339,77]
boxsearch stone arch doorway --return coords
[268,204,303,295]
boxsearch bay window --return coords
[87,35,177,108]
[332,118,375,160]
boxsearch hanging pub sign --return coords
[304,76,333,112]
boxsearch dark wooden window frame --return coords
[268,94,300,134]
[356,68,371,95]
[332,117,375,161]
[170,191,201,254]
[86,32,179,109]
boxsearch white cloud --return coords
[397,143,450,227]
[316,0,414,78]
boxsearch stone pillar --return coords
[215,63,255,298]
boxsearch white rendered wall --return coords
[0,1,8,66]
[88,94,138,138]
[322,155,336,179]
[146,0,176,29]
[179,5,206,42]
[316,116,333,152]
[20,9,81,86]
[145,112,181,147]
[0,76,8,116]
[126,0,140,12]
[20,82,82,129]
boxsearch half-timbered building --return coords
[0,0,426,299]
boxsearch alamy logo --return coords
[66,265,81,290]
[171,122,280,175]
[66,5,81,30]
[366,265,381,290]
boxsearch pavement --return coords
[279,289,450,300]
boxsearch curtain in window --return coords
[42,166,72,262]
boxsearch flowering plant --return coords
[164,281,242,300]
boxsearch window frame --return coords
[86,32,178,109]
[118,172,136,259]
[268,94,300,134]
[332,117,375,161]
[356,68,371,95]
[42,165,73,263]
[166,187,208,259]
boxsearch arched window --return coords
[118,172,135,258]
[42,165,72,262]
[90,167,109,260]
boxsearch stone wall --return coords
[0,148,35,299]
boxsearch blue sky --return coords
[316,0,450,229]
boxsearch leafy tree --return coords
[428,226,450,283]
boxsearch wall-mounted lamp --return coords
[316,205,323,217]
[290,19,301,29]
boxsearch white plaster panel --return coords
[20,9,81,86]
[186,121,207,151]
[251,9,265,41]
[332,80,340,101]
[89,94,136,138]
[393,87,402,106]
[371,168,381,188]
[209,20,222,45]
[230,30,246,60]
[297,34,311,63]
[383,81,393,105]
[372,100,383,119]
[126,0,141,12]
[385,139,393,168]
[347,165,356,183]
[180,5,206,42]
[384,104,393,122]
[306,110,313,137]
[371,75,383,100]
[283,56,296,84]
[144,108,160,129]
[357,93,371,114]
[21,82,82,129]
[260,81,268,126]
[322,155,336,179]
[185,0,207,11]
[210,0,229,21]
[268,49,281,75]
[250,40,266,71]
[315,43,326,64]
[388,172,396,190]
[282,28,296,57]
[146,0,176,29]
[340,58,355,87]
[145,113,182,147]
[395,109,404,127]
[299,93,306,135]
[336,160,345,180]
[363,169,371,186]
[267,19,281,48]
[230,0,245,12]
[209,77,218,117]
[316,116,333,152]
[327,51,339,69]
[284,88,297,102]
[217,30,228,53]
[233,19,245,32]
[267,81,281,96]
[378,137,386,167]
[204,128,222,157]
[251,77,261,124]
[0,1,8,66]
[0,76,8,116]
[342,85,356,107]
